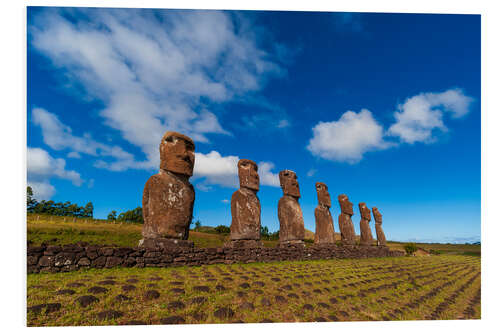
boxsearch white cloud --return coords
[306,169,317,177]
[27,147,83,186]
[388,88,473,144]
[193,151,239,188]
[27,181,55,201]
[193,151,280,190]
[257,162,280,187]
[29,8,288,171]
[31,107,142,171]
[221,199,230,204]
[27,147,84,199]
[307,109,390,164]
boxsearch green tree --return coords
[260,226,270,238]
[404,243,418,256]
[107,210,117,221]
[194,220,201,229]
[83,202,94,218]
[27,186,37,212]
[214,225,230,234]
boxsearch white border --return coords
[2,0,498,332]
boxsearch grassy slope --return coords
[27,254,481,326]
[27,214,480,255]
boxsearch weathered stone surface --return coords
[314,182,335,244]
[229,159,261,244]
[359,202,375,246]
[372,207,387,246]
[140,238,194,250]
[142,131,195,241]
[338,194,356,245]
[278,170,304,244]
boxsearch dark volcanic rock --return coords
[56,289,76,295]
[144,290,160,300]
[168,301,185,310]
[76,295,99,307]
[193,285,210,292]
[88,286,108,294]
[189,296,208,305]
[160,316,186,325]
[213,307,235,320]
[302,304,314,311]
[122,285,136,292]
[97,310,124,320]
[114,294,131,302]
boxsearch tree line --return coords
[27,186,94,218]
[107,207,143,223]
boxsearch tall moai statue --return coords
[278,170,305,246]
[338,194,356,245]
[372,207,387,246]
[141,131,195,248]
[359,202,374,246]
[314,182,335,244]
[226,159,262,248]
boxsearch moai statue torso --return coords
[141,131,195,247]
[314,182,335,244]
[359,202,374,246]
[338,194,356,245]
[372,207,387,246]
[278,170,305,245]
[228,159,262,247]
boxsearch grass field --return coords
[27,254,481,326]
[27,214,480,256]
[26,214,481,326]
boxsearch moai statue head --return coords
[279,170,300,198]
[338,194,354,216]
[315,182,331,208]
[372,207,382,223]
[159,131,195,176]
[238,159,259,191]
[359,202,371,221]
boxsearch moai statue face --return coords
[372,207,382,223]
[359,202,371,221]
[159,131,195,176]
[279,170,300,198]
[316,182,331,207]
[338,194,354,216]
[238,159,259,191]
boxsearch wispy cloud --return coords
[29,8,290,172]
[27,147,83,199]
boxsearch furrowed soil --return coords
[27,254,481,326]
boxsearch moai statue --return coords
[372,207,387,246]
[141,131,195,248]
[226,159,262,248]
[278,170,305,246]
[338,194,356,245]
[314,182,335,244]
[359,202,375,246]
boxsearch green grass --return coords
[27,254,481,326]
[27,214,480,256]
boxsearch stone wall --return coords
[27,243,404,274]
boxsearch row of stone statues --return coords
[141,131,387,248]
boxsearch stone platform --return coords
[27,242,404,273]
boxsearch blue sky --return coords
[26,8,480,243]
